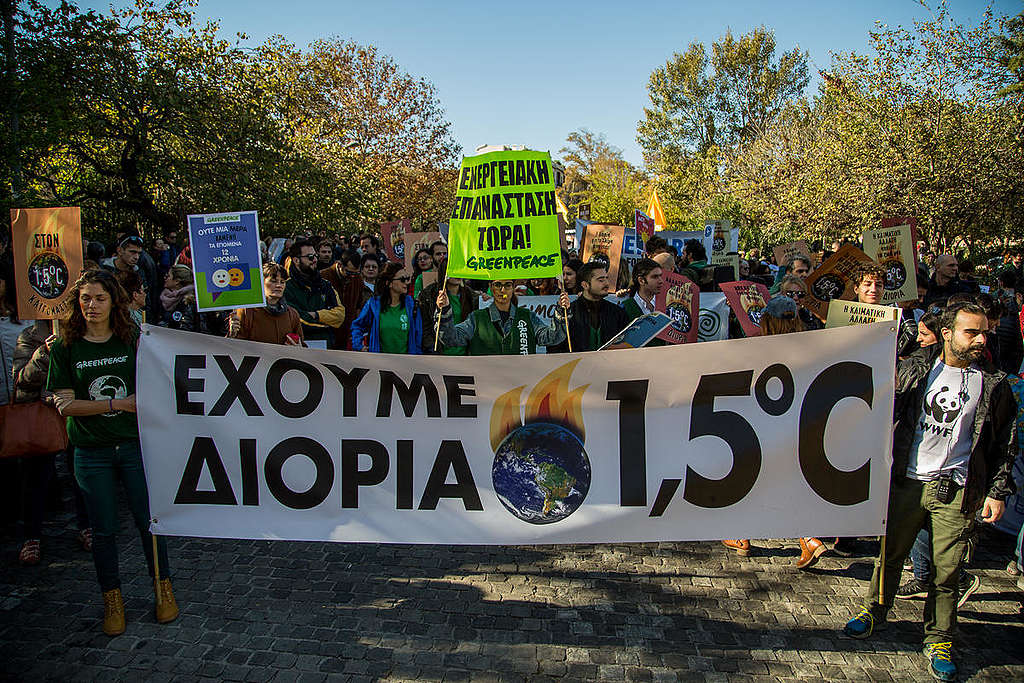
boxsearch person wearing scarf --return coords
[227,262,304,346]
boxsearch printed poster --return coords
[446,150,563,281]
[599,313,672,350]
[719,280,771,338]
[773,240,811,269]
[9,207,83,320]
[703,219,738,266]
[863,223,917,305]
[825,299,901,328]
[655,272,699,344]
[581,224,625,287]
[186,211,265,312]
[403,231,442,271]
[381,219,411,263]
[635,209,656,242]
[698,292,730,342]
[803,243,875,321]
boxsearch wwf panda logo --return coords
[923,385,966,424]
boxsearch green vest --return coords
[467,307,537,355]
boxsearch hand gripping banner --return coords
[139,323,897,544]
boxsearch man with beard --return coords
[549,262,629,353]
[283,239,345,347]
[842,301,1016,682]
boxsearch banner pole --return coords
[433,275,448,353]
[560,281,572,352]
[152,533,162,606]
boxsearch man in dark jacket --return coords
[550,262,629,353]
[283,239,345,347]
[843,301,1016,681]
[923,254,979,308]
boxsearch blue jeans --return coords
[74,440,169,591]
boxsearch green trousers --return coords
[864,476,973,643]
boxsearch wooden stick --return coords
[878,532,887,605]
[560,282,572,352]
[152,533,162,606]
[433,275,448,352]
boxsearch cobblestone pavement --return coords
[2,503,1022,682]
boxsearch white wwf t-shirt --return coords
[907,360,983,485]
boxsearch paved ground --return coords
[1,480,1022,682]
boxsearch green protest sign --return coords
[446,150,562,281]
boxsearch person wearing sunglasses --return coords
[435,279,569,355]
[283,239,346,348]
[778,274,822,330]
[351,261,423,354]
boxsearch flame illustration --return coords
[490,386,525,452]
[489,360,589,451]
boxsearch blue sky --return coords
[85,0,1017,165]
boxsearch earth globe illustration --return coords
[492,422,591,524]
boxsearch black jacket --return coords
[923,274,979,308]
[549,297,629,353]
[891,344,1017,513]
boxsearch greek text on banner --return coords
[446,150,562,281]
[138,324,897,544]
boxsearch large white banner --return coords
[139,323,897,544]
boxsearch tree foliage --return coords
[557,129,647,227]
[0,0,459,241]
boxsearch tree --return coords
[557,129,647,227]
[637,27,809,234]
[298,38,461,224]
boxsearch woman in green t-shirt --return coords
[350,262,424,353]
[46,269,177,637]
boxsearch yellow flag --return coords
[647,187,666,229]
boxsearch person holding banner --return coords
[350,262,423,354]
[843,301,1015,681]
[227,263,303,346]
[418,271,475,355]
[620,258,666,347]
[549,263,629,353]
[283,240,346,348]
[46,270,177,636]
[413,241,447,297]
[436,280,569,355]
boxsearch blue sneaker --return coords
[842,607,886,639]
[923,642,957,681]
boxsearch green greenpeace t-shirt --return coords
[46,335,139,447]
[379,303,409,354]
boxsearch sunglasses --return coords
[783,290,806,299]
[300,254,318,261]
[395,276,411,283]
[118,235,144,248]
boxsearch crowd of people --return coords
[1,225,1023,681]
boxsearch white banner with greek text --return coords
[138,323,897,544]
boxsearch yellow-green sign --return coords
[446,150,562,281]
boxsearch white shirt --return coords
[632,292,655,315]
[907,359,983,485]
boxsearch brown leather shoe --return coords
[796,537,827,570]
[102,589,125,636]
[722,539,751,556]
[155,578,179,624]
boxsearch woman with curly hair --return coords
[46,269,177,636]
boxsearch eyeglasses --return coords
[783,290,806,300]
[395,276,411,283]
[492,282,514,290]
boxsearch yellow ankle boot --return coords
[102,589,125,636]
[155,578,179,624]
